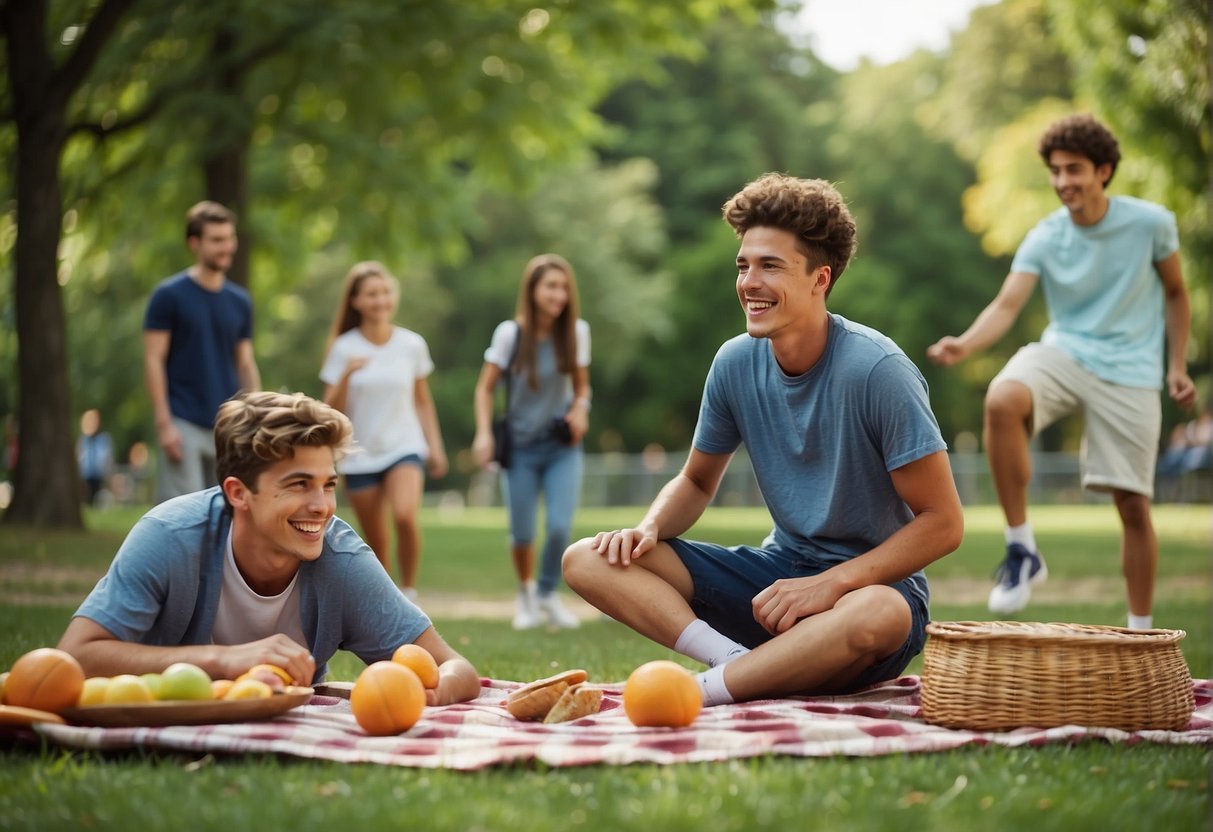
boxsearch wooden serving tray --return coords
[58,686,314,727]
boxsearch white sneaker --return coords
[400,586,419,605]
[537,592,581,629]
[512,585,542,630]
[987,543,1048,615]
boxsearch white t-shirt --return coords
[211,530,307,649]
[320,326,435,474]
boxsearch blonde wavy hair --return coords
[215,391,353,489]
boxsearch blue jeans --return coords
[502,436,583,595]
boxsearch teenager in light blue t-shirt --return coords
[58,391,480,706]
[564,174,964,706]
[928,114,1196,628]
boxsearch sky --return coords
[783,0,1000,71]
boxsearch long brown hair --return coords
[514,254,580,389]
[325,261,398,356]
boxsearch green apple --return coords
[158,662,213,701]
[140,672,163,698]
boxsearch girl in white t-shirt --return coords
[320,262,448,600]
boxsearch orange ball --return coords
[623,660,702,728]
[350,661,425,736]
[5,647,86,713]
[391,644,440,689]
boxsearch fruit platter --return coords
[0,647,313,728]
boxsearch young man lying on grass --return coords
[58,391,479,706]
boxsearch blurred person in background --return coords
[320,261,448,603]
[472,254,591,630]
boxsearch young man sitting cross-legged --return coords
[563,173,964,705]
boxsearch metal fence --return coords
[74,449,1210,511]
[464,450,1212,509]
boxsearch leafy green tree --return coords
[593,15,843,448]
[920,0,1073,162]
[2,0,762,527]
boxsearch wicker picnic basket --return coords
[921,621,1194,731]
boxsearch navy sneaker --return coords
[987,543,1048,614]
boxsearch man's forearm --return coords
[62,638,222,679]
[1164,290,1191,375]
[640,473,715,541]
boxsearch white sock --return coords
[674,620,750,668]
[1128,614,1153,630]
[696,665,735,707]
[1005,523,1038,553]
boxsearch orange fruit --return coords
[5,648,86,713]
[211,679,235,699]
[350,660,425,736]
[237,664,291,690]
[623,660,702,728]
[391,644,440,689]
[223,679,273,701]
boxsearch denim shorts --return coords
[344,454,424,492]
[667,537,928,691]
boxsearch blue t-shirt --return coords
[1011,196,1179,389]
[144,271,255,428]
[693,315,947,589]
[73,488,431,683]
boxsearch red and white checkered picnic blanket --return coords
[22,677,1213,769]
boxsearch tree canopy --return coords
[2,0,1207,525]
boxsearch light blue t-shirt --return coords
[1011,196,1179,390]
[693,315,947,586]
[73,488,431,683]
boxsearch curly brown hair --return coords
[215,391,353,491]
[1038,114,1121,186]
[722,173,857,296]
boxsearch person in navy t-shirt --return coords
[144,201,261,503]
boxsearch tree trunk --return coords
[2,30,81,528]
[203,25,251,288]
[204,143,250,288]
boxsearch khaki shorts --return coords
[990,343,1160,498]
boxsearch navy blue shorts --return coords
[344,454,425,492]
[667,537,928,691]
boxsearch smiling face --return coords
[1047,149,1111,225]
[188,221,237,273]
[224,445,338,576]
[350,274,398,327]
[531,266,571,325]
[735,226,830,342]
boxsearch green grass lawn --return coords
[2,503,1209,831]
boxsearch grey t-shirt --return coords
[693,314,947,600]
[484,319,591,446]
[73,488,431,682]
